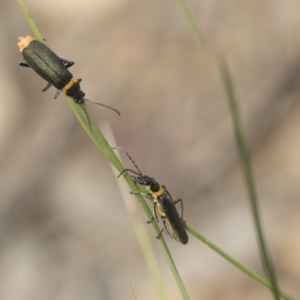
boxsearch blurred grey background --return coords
[1,0,299,299]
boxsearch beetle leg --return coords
[58,56,74,69]
[54,89,61,99]
[174,198,184,220]
[42,82,52,92]
[19,60,30,67]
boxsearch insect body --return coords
[113,147,188,245]
[18,36,120,126]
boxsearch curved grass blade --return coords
[18,0,43,42]
[186,224,294,300]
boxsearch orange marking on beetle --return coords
[62,77,78,95]
[155,202,166,218]
[18,35,34,52]
[146,185,164,198]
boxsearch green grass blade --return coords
[17,0,189,296]
[68,99,190,299]
[186,224,295,300]
[17,0,43,42]
[217,55,281,300]
[173,0,204,49]
[171,1,289,298]
[111,144,169,300]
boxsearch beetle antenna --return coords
[84,98,120,116]
[117,168,141,178]
[112,147,142,175]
